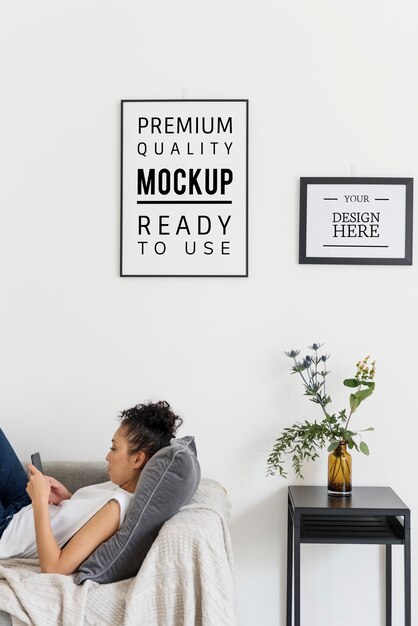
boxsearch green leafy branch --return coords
[267,345,376,478]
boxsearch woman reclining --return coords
[0,401,182,574]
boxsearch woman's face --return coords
[105,425,145,492]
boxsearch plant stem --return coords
[293,356,309,387]
[344,383,362,430]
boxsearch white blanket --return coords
[0,479,237,626]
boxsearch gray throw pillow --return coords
[74,435,200,584]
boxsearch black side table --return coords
[287,486,411,626]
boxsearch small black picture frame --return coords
[299,177,413,265]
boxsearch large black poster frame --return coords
[120,99,249,278]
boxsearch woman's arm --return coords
[45,475,72,505]
[27,464,120,575]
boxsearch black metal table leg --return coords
[294,513,301,626]
[386,544,392,626]
[404,512,411,626]
[286,501,293,626]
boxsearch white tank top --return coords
[0,481,134,559]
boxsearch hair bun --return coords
[142,400,177,435]
[119,400,183,458]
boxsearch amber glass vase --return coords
[328,442,352,496]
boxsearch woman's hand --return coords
[45,476,72,505]
[26,464,51,509]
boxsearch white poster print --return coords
[121,100,248,276]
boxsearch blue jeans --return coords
[0,428,31,539]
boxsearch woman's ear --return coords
[132,450,147,470]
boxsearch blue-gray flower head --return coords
[308,342,323,351]
[285,349,300,358]
[321,354,330,362]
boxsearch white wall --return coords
[1,1,416,624]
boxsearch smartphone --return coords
[31,452,44,474]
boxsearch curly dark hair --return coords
[118,400,183,459]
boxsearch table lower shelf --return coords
[300,515,405,544]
